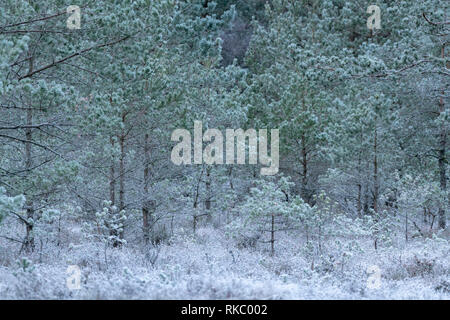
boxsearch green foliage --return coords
[0,187,25,225]
[15,257,34,273]
[81,201,127,247]
[0,0,447,260]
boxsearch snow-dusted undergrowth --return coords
[0,220,448,300]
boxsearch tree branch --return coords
[18,35,131,80]
[423,13,450,26]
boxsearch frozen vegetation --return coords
[1,0,449,300]
[0,210,448,299]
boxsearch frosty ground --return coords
[0,219,448,300]
[1,0,449,301]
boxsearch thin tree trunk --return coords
[357,131,363,216]
[205,166,211,221]
[192,167,203,234]
[142,133,151,243]
[109,136,121,247]
[405,211,408,242]
[270,214,275,256]
[301,135,308,203]
[363,181,369,215]
[357,183,362,217]
[363,156,371,215]
[193,215,197,234]
[373,126,379,214]
[438,43,447,229]
[23,105,34,252]
[22,56,34,252]
[119,134,125,213]
[109,137,115,206]
[423,207,428,224]
[115,132,125,245]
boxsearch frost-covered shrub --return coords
[394,173,448,236]
[435,280,450,293]
[81,201,127,247]
[404,255,436,277]
[33,208,65,246]
[235,233,261,249]
[0,227,448,299]
[0,187,25,225]
[301,192,343,254]
[381,236,449,283]
[300,192,369,265]
[364,210,399,249]
[144,245,161,267]
[229,176,311,254]
[15,257,34,273]
[150,224,171,245]
[314,254,337,274]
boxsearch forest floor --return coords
[0,219,449,299]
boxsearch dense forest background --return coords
[0,0,449,299]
